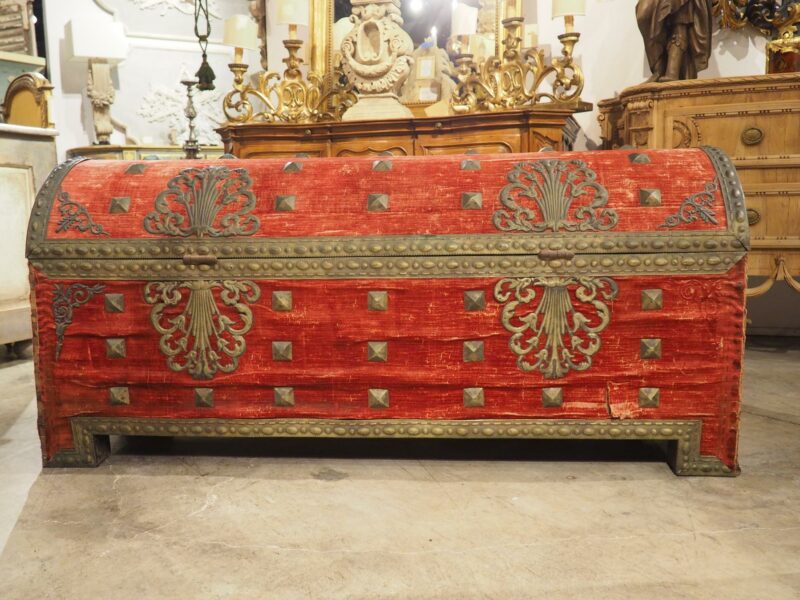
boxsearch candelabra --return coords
[223,36,355,124]
[221,8,356,126]
[451,15,586,114]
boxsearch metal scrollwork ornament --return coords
[659,180,719,229]
[493,159,618,233]
[53,283,106,359]
[55,190,109,237]
[144,166,260,237]
[144,280,260,380]
[494,276,618,379]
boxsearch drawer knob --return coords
[741,127,764,146]
[183,253,218,267]
[434,121,443,130]
[746,208,761,226]
[537,249,575,261]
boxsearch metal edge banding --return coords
[29,250,745,280]
[27,231,743,262]
[46,417,735,476]
[25,157,90,256]
[700,146,750,250]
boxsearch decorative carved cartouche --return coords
[340,0,415,121]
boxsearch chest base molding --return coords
[49,416,735,477]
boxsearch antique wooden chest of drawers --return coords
[26,147,748,475]
[597,73,800,304]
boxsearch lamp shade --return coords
[223,15,259,50]
[552,0,586,17]
[451,3,479,37]
[277,0,309,27]
[66,18,128,63]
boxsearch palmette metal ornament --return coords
[27,147,748,475]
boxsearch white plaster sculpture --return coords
[340,0,414,121]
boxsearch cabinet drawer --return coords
[669,108,800,157]
[417,129,521,155]
[332,138,413,157]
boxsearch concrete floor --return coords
[0,339,798,599]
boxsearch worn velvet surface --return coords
[30,149,745,468]
[50,150,725,239]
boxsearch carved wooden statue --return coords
[636,0,714,81]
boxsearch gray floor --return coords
[0,340,798,599]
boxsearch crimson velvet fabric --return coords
[30,149,746,469]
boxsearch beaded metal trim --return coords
[47,416,736,477]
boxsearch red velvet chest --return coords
[26,147,748,474]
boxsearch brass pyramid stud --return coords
[640,338,662,359]
[638,387,660,408]
[295,152,310,158]
[372,159,392,172]
[461,192,483,210]
[641,289,663,311]
[368,388,390,409]
[275,195,296,212]
[464,290,485,311]
[542,387,563,407]
[272,341,293,361]
[109,386,129,406]
[105,338,126,358]
[628,153,651,165]
[463,340,484,362]
[464,149,479,155]
[463,387,485,408]
[272,291,293,311]
[104,293,125,313]
[283,161,303,173]
[194,387,214,408]
[367,193,389,211]
[367,341,388,362]
[639,189,661,207]
[274,387,295,407]
[460,159,480,171]
[125,163,146,175]
[109,196,131,214]
[368,291,388,311]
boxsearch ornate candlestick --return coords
[181,79,200,159]
[222,9,354,124]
